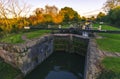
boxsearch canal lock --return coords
[24,34,89,79]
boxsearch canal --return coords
[24,51,85,79]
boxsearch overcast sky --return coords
[27,0,107,16]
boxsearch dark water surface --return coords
[24,52,85,79]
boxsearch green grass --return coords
[97,57,120,79]
[62,24,70,28]
[95,23,120,78]
[0,61,20,79]
[96,34,120,52]
[26,30,51,39]
[102,57,120,73]
[94,23,120,53]
[93,23,119,30]
[0,30,51,43]
[0,33,24,44]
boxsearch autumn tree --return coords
[46,5,64,24]
[53,14,63,24]
[0,0,31,32]
[45,5,58,15]
[35,8,44,16]
[31,8,44,25]
[32,5,62,25]
[0,0,30,19]
[44,5,58,24]
[0,0,10,32]
[43,14,53,24]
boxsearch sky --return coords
[27,0,107,16]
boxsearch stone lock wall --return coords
[0,34,90,77]
[54,34,89,56]
[0,35,54,75]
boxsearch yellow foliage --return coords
[53,14,63,24]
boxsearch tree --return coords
[45,5,58,15]
[96,12,106,21]
[0,0,31,19]
[59,7,80,22]
[43,14,53,23]
[53,14,63,24]
[107,6,120,26]
[0,0,31,32]
[35,8,44,16]
[33,5,59,25]
[81,16,87,21]
[103,0,120,11]
[32,6,81,25]
[0,0,10,29]
[90,16,96,21]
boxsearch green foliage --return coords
[0,61,20,79]
[106,6,120,27]
[97,57,120,79]
[81,16,87,21]
[96,12,106,22]
[59,7,80,22]
[0,27,3,32]
[103,0,120,11]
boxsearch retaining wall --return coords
[0,35,54,75]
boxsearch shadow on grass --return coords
[97,70,120,79]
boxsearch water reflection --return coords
[45,69,78,79]
[24,52,85,79]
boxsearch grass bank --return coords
[96,33,120,52]
[26,30,51,39]
[93,23,120,79]
[93,23,119,30]
[97,57,120,79]
[0,33,24,44]
[0,60,20,79]
[0,30,51,44]
[93,23,120,53]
